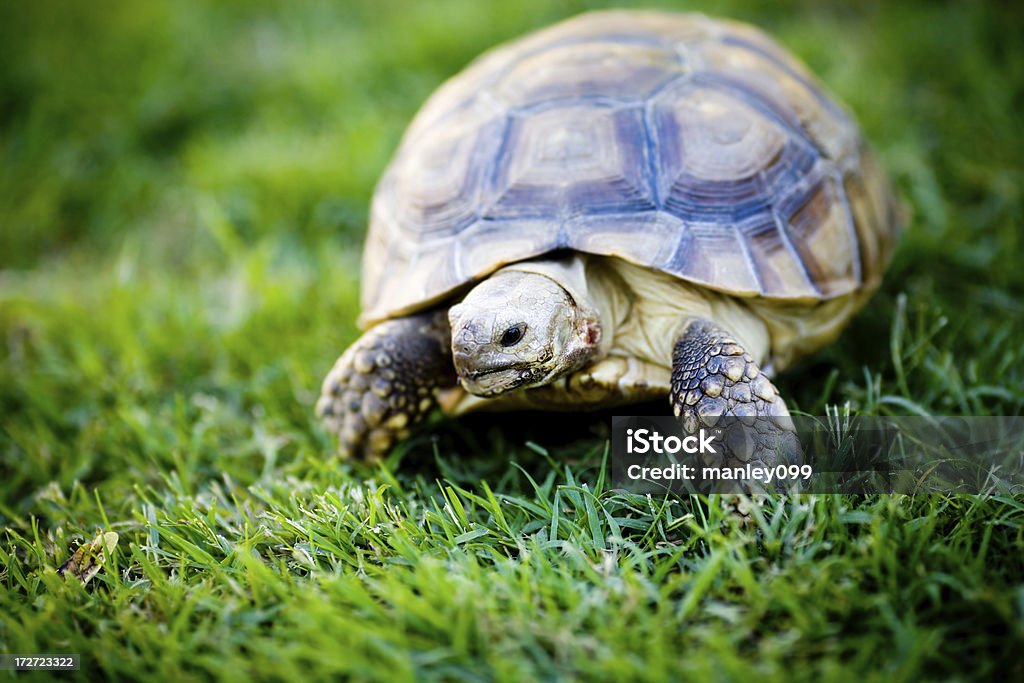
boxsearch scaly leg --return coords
[317,310,455,459]
[670,319,801,490]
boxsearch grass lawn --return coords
[2,0,1023,680]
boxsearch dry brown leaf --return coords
[57,532,119,585]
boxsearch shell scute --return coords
[779,172,860,297]
[493,42,683,108]
[661,222,761,296]
[455,218,561,280]
[650,82,818,223]
[564,212,681,267]
[694,37,857,162]
[486,105,655,220]
[738,214,819,298]
[388,101,503,235]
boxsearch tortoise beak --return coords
[457,364,540,397]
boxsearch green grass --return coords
[2,0,1023,680]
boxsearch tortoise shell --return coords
[359,10,900,327]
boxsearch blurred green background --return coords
[2,0,1023,679]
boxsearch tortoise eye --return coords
[500,324,526,347]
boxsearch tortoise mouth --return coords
[458,355,554,397]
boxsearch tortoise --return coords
[317,10,901,464]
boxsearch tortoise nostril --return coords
[452,327,476,356]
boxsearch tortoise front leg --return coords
[317,310,456,460]
[670,319,801,483]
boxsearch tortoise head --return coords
[448,270,600,397]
